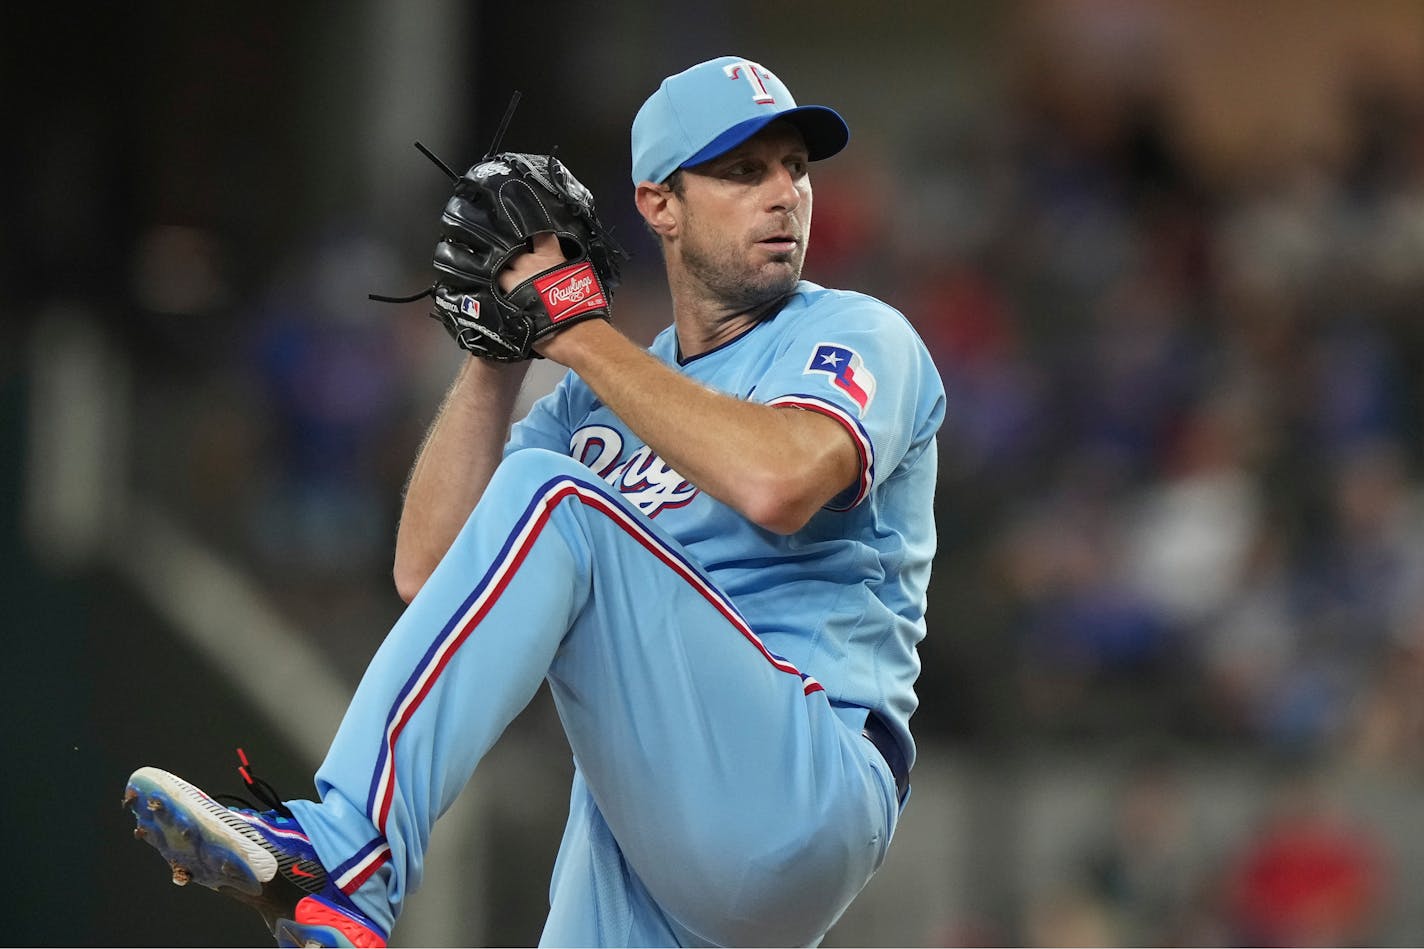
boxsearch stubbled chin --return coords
[757,261,803,297]
[763,254,803,282]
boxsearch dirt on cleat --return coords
[171,864,192,886]
[147,798,165,812]
[122,787,137,807]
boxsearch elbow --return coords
[750,507,815,535]
[393,554,433,604]
[738,479,822,536]
[736,415,861,533]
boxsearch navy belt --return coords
[861,712,910,802]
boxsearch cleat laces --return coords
[214,748,297,820]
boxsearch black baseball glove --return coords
[428,152,626,362]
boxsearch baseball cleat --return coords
[124,763,387,948]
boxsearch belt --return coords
[861,711,910,802]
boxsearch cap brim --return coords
[679,105,850,173]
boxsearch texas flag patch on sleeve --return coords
[804,342,877,416]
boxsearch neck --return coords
[672,297,787,359]
[666,264,795,360]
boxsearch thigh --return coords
[535,464,894,945]
[540,773,694,948]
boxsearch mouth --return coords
[756,232,799,255]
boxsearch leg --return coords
[538,771,691,948]
[141,448,895,945]
[535,484,899,946]
[296,448,898,943]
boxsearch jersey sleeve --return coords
[758,296,942,510]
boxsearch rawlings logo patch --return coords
[804,342,876,416]
[533,262,606,323]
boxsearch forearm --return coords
[541,321,857,532]
[394,356,530,600]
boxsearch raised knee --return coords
[488,448,593,499]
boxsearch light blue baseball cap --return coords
[631,55,850,185]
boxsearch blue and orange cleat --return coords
[123,754,387,949]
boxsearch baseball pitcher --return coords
[124,55,945,947]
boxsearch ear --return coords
[635,182,679,238]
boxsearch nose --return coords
[764,163,801,213]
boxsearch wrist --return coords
[462,350,531,390]
[534,316,615,366]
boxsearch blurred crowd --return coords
[841,67,1424,772]
[96,28,1424,947]
[852,58,1419,948]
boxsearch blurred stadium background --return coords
[6,0,1424,945]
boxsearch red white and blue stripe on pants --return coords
[331,473,822,895]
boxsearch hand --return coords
[498,233,567,293]
[428,152,623,362]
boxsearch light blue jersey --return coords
[508,281,944,766]
[286,281,944,946]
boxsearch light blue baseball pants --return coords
[286,449,899,947]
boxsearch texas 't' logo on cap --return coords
[630,55,850,186]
